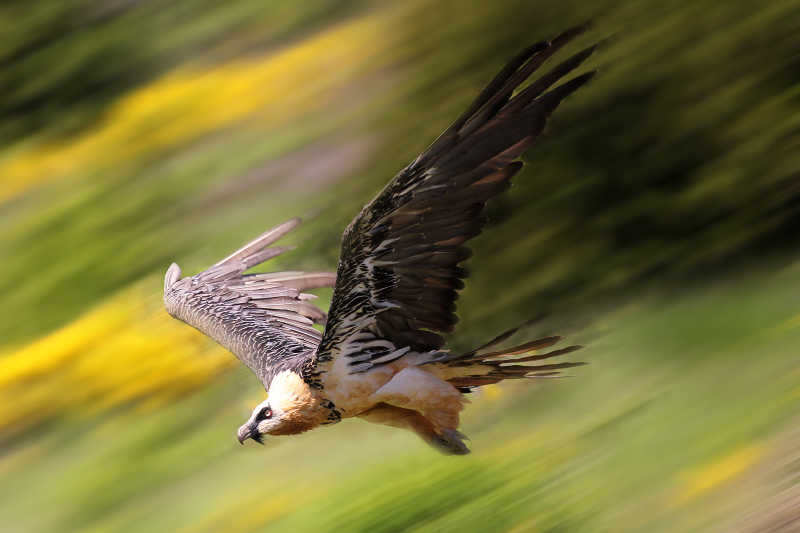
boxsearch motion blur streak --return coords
[1,10,388,203]
[1,0,798,531]
[0,282,232,440]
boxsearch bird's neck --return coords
[268,370,333,434]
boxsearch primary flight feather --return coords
[164,24,595,454]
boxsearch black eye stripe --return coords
[256,407,272,421]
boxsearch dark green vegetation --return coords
[1,1,798,531]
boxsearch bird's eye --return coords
[256,407,272,421]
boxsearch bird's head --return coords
[237,398,278,445]
[236,370,326,445]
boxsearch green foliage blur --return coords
[1,1,798,532]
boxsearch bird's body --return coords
[165,24,595,454]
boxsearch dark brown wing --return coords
[313,25,596,376]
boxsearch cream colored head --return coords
[236,370,326,445]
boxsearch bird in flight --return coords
[164,24,595,454]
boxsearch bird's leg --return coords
[364,366,469,454]
[358,403,469,455]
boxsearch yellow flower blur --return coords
[0,282,234,438]
[0,10,388,204]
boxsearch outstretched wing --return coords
[164,218,335,389]
[313,24,596,375]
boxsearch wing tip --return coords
[212,217,304,269]
[164,262,182,293]
[552,19,594,46]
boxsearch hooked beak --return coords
[237,423,263,445]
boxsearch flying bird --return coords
[164,24,595,454]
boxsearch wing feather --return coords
[164,220,334,389]
[314,25,596,375]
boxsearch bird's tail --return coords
[441,326,584,392]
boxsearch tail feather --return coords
[460,315,547,356]
[444,333,585,392]
[509,345,582,363]
[473,335,562,360]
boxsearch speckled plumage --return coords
[164,24,596,453]
[164,220,334,389]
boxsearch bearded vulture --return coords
[164,24,595,454]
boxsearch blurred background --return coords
[1,1,799,531]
